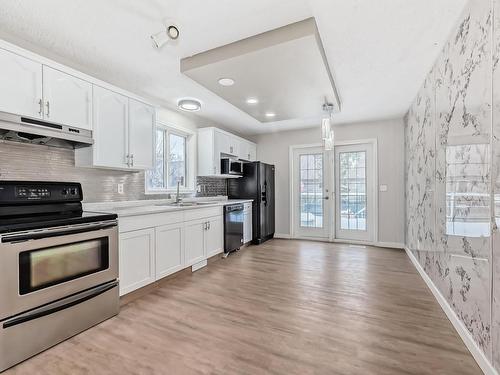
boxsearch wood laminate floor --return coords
[6,240,481,375]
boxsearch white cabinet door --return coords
[119,228,155,296]
[128,99,154,170]
[243,210,253,244]
[228,136,239,157]
[155,223,184,280]
[206,216,224,258]
[42,66,92,129]
[238,140,249,161]
[0,48,42,118]
[93,86,129,169]
[214,130,230,156]
[184,219,206,266]
[248,143,257,161]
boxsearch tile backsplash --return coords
[195,176,228,197]
[0,140,228,202]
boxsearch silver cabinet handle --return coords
[230,146,233,154]
[207,221,211,230]
[45,101,50,117]
[38,99,43,115]
[125,154,130,167]
[130,154,134,167]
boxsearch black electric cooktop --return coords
[0,181,117,233]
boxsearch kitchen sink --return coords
[155,201,217,207]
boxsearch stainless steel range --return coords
[0,181,119,372]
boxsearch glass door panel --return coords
[299,154,324,228]
[335,143,374,242]
[293,147,331,239]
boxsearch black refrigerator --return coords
[228,162,275,244]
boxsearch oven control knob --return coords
[61,189,68,195]
[70,188,77,195]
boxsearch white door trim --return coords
[289,139,378,244]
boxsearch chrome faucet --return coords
[175,176,184,204]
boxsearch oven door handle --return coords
[2,281,118,329]
[1,222,117,243]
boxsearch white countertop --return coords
[83,196,253,218]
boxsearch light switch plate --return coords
[379,184,388,192]
[117,183,124,194]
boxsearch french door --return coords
[292,147,331,239]
[335,143,375,242]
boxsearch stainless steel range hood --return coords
[0,111,93,149]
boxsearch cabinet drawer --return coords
[119,211,184,232]
[184,207,222,221]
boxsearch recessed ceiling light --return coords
[246,98,259,104]
[265,112,276,118]
[178,98,202,112]
[218,78,235,86]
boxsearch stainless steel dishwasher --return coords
[223,203,244,256]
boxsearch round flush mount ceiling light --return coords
[178,98,202,112]
[218,78,235,86]
[246,98,259,104]
[265,112,276,118]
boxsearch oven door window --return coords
[19,237,109,295]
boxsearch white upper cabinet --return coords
[228,136,239,157]
[42,66,92,130]
[239,140,257,161]
[0,48,42,119]
[248,143,257,161]
[214,130,230,156]
[76,86,155,171]
[91,86,129,169]
[128,98,154,170]
[198,127,257,176]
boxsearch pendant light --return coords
[324,129,334,151]
[322,100,335,149]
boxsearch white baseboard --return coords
[274,235,405,250]
[404,247,497,375]
[375,241,405,249]
[191,259,207,272]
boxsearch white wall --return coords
[253,118,405,245]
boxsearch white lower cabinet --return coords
[206,216,224,258]
[118,207,225,296]
[155,223,184,280]
[184,218,207,267]
[119,228,155,296]
[243,203,253,244]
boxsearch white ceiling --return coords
[0,0,467,135]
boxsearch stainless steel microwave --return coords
[221,158,243,175]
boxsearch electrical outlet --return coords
[117,183,124,194]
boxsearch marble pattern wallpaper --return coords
[405,0,499,367]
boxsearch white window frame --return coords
[145,121,196,194]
